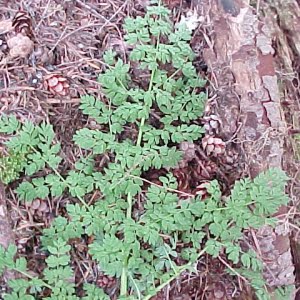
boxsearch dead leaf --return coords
[177,10,204,32]
[7,33,34,58]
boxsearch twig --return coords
[218,256,248,283]
[129,174,194,198]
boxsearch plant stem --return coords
[136,23,160,147]
[120,191,133,297]
[129,273,142,300]
[120,31,160,296]
[136,117,146,147]
[136,67,156,147]
[126,192,133,219]
[142,263,191,300]
[120,262,128,297]
[121,4,162,296]
[142,247,207,300]
[13,268,53,290]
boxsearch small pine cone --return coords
[26,198,50,218]
[6,33,34,58]
[206,282,227,300]
[202,135,225,156]
[44,74,70,96]
[221,149,239,165]
[194,181,210,200]
[193,160,217,181]
[16,237,29,254]
[173,168,190,192]
[178,141,196,167]
[220,149,241,172]
[173,168,193,200]
[202,115,221,135]
[96,273,116,289]
[12,11,33,37]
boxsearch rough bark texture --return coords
[261,0,300,295]
[0,183,15,282]
[193,0,295,291]
[262,0,300,110]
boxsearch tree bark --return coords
[261,0,300,296]
[0,183,15,282]
[193,0,295,293]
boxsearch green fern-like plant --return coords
[0,168,290,299]
[0,2,291,300]
[0,115,61,185]
[0,241,109,300]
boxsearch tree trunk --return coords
[0,183,15,283]
[192,0,295,295]
[261,0,300,297]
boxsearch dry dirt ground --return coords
[0,0,300,299]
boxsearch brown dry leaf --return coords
[0,20,13,34]
[7,33,34,58]
[178,10,203,32]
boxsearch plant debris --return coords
[7,33,34,58]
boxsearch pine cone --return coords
[7,33,34,58]
[26,198,50,218]
[206,282,227,300]
[179,141,196,168]
[44,74,70,96]
[96,273,116,289]
[202,135,225,156]
[173,167,193,200]
[173,168,190,192]
[202,114,221,135]
[194,181,210,200]
[220,149,242,175]
[12,11,33,37]
[16,236,29,254]
[193,160,217,181]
